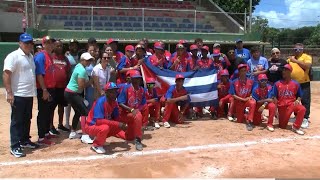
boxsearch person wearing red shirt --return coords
[84,82,128,154]
[252,74,276,132]
[158,41,171,62]
[117,70,148,150]
[213,43,231,67]
[52,40,71,133]
[168,44,191,72]
[188,44,200,71]
[273,64,305,135]
[106,38,124,65]
[148,42,168,69]
[145,78,161,129]
[229,64,256,131]
[34,36,58,145]
[197,46,214,69]
[116,45,139,84]
[131,44,146,67]
[161,74,190,128]
[209,69,234,119]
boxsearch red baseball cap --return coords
[283,64,293,72]
[175,74,185,80]
[106,38,118,45]
[42,36,56,45]
[238,64,248,70]
[212,49,220,57]
[190,44,198,51]
[135,44,145,51]
[154,42,164,50]
[125,45,135,52]
[258,74,268,81]
[176,43,185,49]
[130,70,142,78]
[201,46,209,52]
[104,82,119,91]
[146,77,156,84]
[179,39,188,44]
[219,69,229,76]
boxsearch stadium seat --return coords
[196,24,203,29]
[85,22,92,27]
[114,22,122,27]
[64,21,73,26]
[128,17,137,21]
[80,16,89,21]
[182,19,191,24]
[137,17,143,21]
[104,22,113,27]
[105,27,113,31]
[156,17,164,22]
[145,28,152,31]
[110,16,117,21]
[152,23,160,28]
[95,27,104,31]
[69,16,78,20]
[205,24,213,29]
[74,27,83,30]
[147,17,155,22]
[179,24,186,29]
[165,18,173,22]
[164,29,172,32]
[93,16,99,21]
[133,22,142,27]
[124,22,132,27]
[48,15,57,20]
[74,21,84,26]
[144,23,151,28]
[94,21,103,27]
[169,24,177,28]
[100,16,108,21]
[119,16,128,21]
[187,24,194,29]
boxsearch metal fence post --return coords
[142,8,145,31]
[194,9,197,32]
[91,6,93,30]
[25,0,28,28]
[244,8,247,34]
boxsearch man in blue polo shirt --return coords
[235,39,250,62]
[247,46,269,81]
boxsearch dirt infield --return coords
[0,82,320,178]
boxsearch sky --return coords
[253,0,320,28]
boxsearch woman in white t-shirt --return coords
[92,51,113,99]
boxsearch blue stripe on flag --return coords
[145,59,218,78]
[185,83,218,94]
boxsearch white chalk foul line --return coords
[1,135,320,167]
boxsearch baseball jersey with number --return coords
[148,54,168,69]
[273,80,303,107]
[86,96,119,126]
[168,54,191,72]
[118,85,147,109]
[252,84,273,101]
[197,58,214,69]
[229,78,254,98]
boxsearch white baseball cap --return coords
[80,52,94,61]
[271,48,280,53]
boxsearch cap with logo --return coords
[19,33,33,43]
[104,82,119,91]
[175,74,185,80]
[106,38,118,45]
[125,45,135,52]
[42,36,56,45]
[258,74,268,81]
[80,52,94,61]
[130,70,142,78]
[283,64,293,72]
[176,43,185,49]
[154,42,164,50]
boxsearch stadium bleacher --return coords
[5,0,216,33]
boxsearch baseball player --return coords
[145,78,161,129]
[229,64,256,131]
[84,82,128,154]
[273,64,305,135]
[188,44,200,71]
[148,42,168,69]
[209,69,234,120]
[117,45,139,84]
[252,74,276,132]
[117,70,148,150]
[168,44,191,72]
[131,44,146,67]
[161,74,190,128]
[212,43,231,67]
[106,38,124,64]
[196,46,214,69]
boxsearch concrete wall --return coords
[0,11,23,33]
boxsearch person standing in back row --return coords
[287,43,312,129]
[235,39,250,62]
[3,33,39,158]
[267,48,287,85]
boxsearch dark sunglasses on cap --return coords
[294,48,303,52]
[147,83,155,88]
[272,52,280,55]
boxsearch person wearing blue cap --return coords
[235,39,250,62]
[3,33,39,157]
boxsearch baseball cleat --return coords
[163,122,171,128]
[292,126,304,135]
[266,126,274,132]
[301,118,309,129]
[91,146,106,154]
[81,134,94,144]
[135,138,143,151]
[69,131,81,139]
[246,123,253,131]
[154,122,160,129]
[227,116,234,121]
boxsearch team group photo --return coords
[0,0,319,178]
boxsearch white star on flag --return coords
[154,78,162,89]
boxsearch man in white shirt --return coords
[2,33,39,158]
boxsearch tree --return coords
[308,24,320,45]
[251,16,280,42]
[214,0,261,13]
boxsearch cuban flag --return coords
[141,60,218,107]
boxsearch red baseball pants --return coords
[278,104,306,129]
[234,99,256,123]
[148,102,161,122]
[253,102,276,127]
[85,120,126,147]
[119,110,143,140]
[209,94,234,117]
[163,103,187,124]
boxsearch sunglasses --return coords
[259,79,268,83]
[102,57,108,59]
[272,52,280,55]
[147,84,155,88]
[294,48,303,52]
